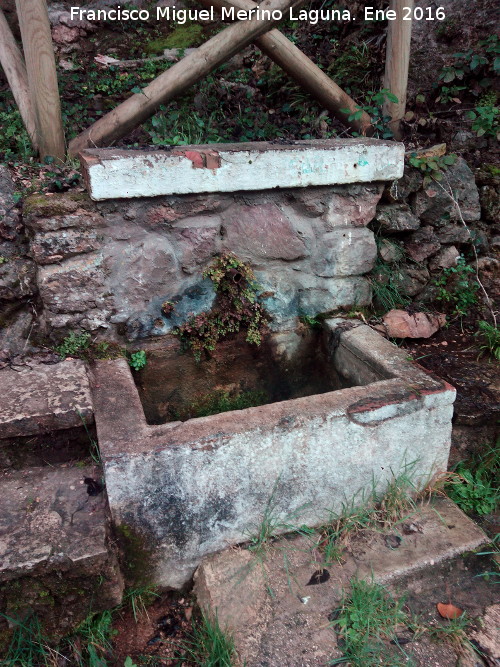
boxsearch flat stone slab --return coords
[80,139,405,200]
[0,359,93,439]
[194,497,488,666]
[0,464,123,633]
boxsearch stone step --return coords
[0,359,95,468]
[0,463,123,641]
[194,497,489,667]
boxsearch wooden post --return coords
[0,9,38,150]
[15,0,65,161]
[69,0,307,155]
[383,0,413,140]
[198,0,371,135]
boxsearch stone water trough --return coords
[92,320,455,589]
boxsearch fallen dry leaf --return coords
[437,602,463,619]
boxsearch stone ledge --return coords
[0,359,93,439]
[80,139,405,200]
[0,464,123,635]
[193,498,488,666]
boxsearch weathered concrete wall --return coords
[90,321,455,589]
[24,182,386,340]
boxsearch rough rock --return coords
[38,253,108,314]
[470,604,500,662]
[51,24,81,44]
[222,203,308,261]
[255,271,298,330]
[0,258,37,301]
[103,235,181,324]
[378,238,404,263]
[0,464,123,636]
[393,266,430,297]
[374,203,420,233]
[0,307,34,356]
[312,228,376,277]
[404,227,441,262]
[436,224,472,244]
[297,276,371,315]
[382,309,446,338]
[0,166,22,253]
[429,246,460,271]
[476,164,500,224]
[144,196,226,226]
[412,158,481,225]
[384,167,423,203]
[0,359,93,438]
[24,192,96,216]
[31,229,102,265]
[25,210,105,234]
[169,217,221,275]
[323,184,383,227]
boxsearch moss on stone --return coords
[115,523,155,586]
[23,192,93,217]
[146,23,203,52]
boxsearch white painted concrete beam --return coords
[80,139,405,200]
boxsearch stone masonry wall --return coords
[21,183,384,341]
[1,155,497,353]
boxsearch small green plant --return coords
[435,84,467,104]
[446,444,499,516]
[56,331,91,358]
[342,89,398,138]
[0,256,7,264]
[129,350,147,371]
[171,610,237,666]
[476,320,500,360]
[408,152,457,186]
[434,256,479,317]
[467,104,500,139]
[174,253,270,362]
[124,658,137,667]
[330,578,409,666]
[299,314,322,329]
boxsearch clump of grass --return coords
[368,258,411,314]
[477,320,500,361]
[122,586,160,623]
[172,610,237,666]
[66,610,115,666]
[330,578,409,666]
[1,614,54,667]
[319,466,419,565]
[445,443,499,516]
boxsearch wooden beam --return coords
[0,8,38,150]
[15,0,65,161]
[198,0,371,135]
[383,0,413,140]
[68,0,307,156]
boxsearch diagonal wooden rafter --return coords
[198,0,371,135]
[0,8,38,150]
